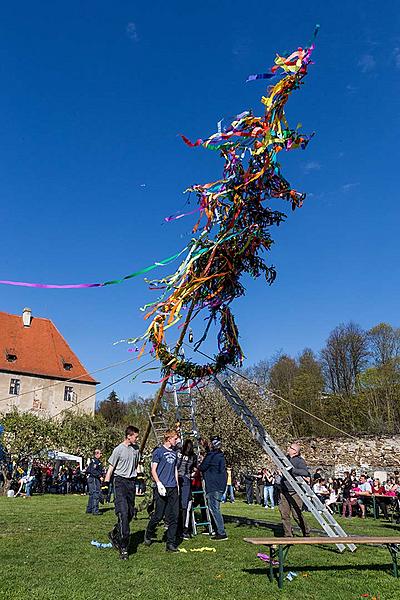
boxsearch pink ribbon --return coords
[0,280,102,289]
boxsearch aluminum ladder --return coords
[149,411,168,446]
[171,376,199,440]
[171,376,213,536]
[214,377,356,552]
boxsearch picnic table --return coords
[371,494,396,519]
[244,536,400,590]
[355,492,396,519]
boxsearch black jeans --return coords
[245,482,254,504]
[112,476,136,549]
[146,487,179,546]
[86,476,100,513]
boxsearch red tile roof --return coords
[0,311,97,384]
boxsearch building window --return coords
[64,386,74,402]
[6,353,17,362]
[9,379,20,395]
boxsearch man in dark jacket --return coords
[278,442,311,537]
[244,472,255,504]
[199,436,228,540]
[85,449,103,515]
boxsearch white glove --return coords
[157,482,166,496]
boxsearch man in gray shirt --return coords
[103,425,140,560]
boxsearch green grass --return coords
[0,495,399,600]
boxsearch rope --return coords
[185,343,358,441]
[49,358,156,420]
[0,355,143,406]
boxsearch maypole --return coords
[129,28,319,451]
[139,298,196,453]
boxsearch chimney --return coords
[22,307,32,327]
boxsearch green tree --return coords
[0,410,58,494]
[57,412,121,459]
[358,360,400,433]
[96,390,128,425]
[291,349,325,437]
[195,377,290,473]
[1,410,58,464]
[268,354,299,434]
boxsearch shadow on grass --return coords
[381,523,400,531]
[128,529,168,555]
[129,529,145,555]
[99,507,114,514]
[243,562,391,576]
[224,514,324,537]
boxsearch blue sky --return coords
[1,1,399,402]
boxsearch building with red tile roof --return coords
[0,308,98,417]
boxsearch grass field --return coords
[1,495,399,600]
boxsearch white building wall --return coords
[0,372,96,417]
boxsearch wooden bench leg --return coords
[277,545,292,589]
[267,545,274,583]
[263,544,291,589]
[387,544,400,578]
[278,545,284,589]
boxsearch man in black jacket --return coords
[199,436,228,540]
[85,449,103,515]
[278,442,310,537]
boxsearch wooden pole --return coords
[139,299,196,453]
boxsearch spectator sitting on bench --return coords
[356,474,372,519]
[372,478,389,519]
[385,476,399,496]
[342,474,359,518]
[325,478,340,511]
[312,468,323,483]
[313,478,329,504]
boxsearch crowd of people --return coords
[3,430,400,560]
[312,469,400,520]
[1,462,88,496]
[240,464,400,523]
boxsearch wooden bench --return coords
[244,536,400,590]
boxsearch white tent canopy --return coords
[48,451,83,470]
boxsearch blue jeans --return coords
[206,491,226,536]
[222,484,235,503]
[264,485,275,508]
[25,480,34,497]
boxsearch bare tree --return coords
[320,322,369,395]
[367,323,400,366]
[243,359,270,386]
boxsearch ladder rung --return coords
[214,376,353,551]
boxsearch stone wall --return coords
[298,435,400,477]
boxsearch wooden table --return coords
[371,494,395,519]
[244,536,400,590]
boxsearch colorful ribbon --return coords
[0,247,188,289]
[133,30,318,382]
